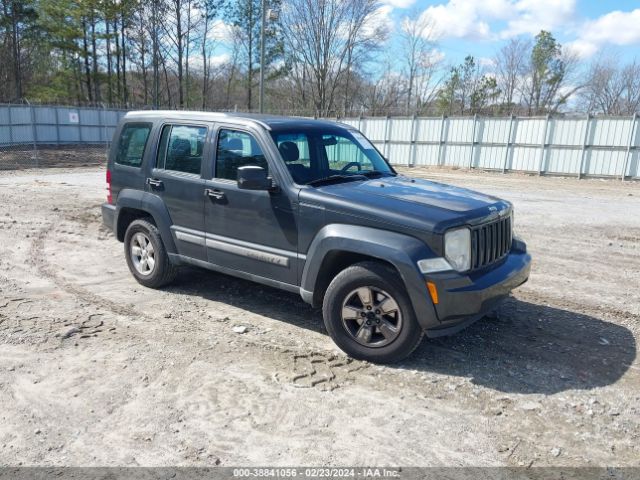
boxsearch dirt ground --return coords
[0,166,638,467]
[0,146,107,171]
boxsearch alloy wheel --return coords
[130,232,155,276]
[340,286,403,347]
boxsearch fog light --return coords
[427,281,439,305]
[417,257,452,274]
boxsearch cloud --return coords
[500,0,576,37]
[381,0,417,8]
[564,39,598,59]
[209,53,231,67]
[416,0,576,41]
[187,52,231,71]
[418,1,497,40]
[206,19,235,43]
[478,56,496,68]
[566,9,640,58]
[362,4,395,38]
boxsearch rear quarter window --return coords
[115,123,152,167]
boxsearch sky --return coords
[377,0,640,67]
[208,0,640,74]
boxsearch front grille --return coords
[471,215,512,270]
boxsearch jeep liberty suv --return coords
[102,111,531,363]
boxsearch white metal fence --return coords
[0,104,127,169]
[339,115,640,179]
[1,104,639,179]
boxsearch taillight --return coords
[106,169,113,204]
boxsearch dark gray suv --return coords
[102,111,531,363]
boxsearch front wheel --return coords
[322,261,423,363]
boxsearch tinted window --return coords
[215,129,268,180]
[270,129,393,185]
[274,133,313,184]
[115,123,151,167]
[157,125,207,175]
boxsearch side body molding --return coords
[300,224,440,330]
[114,189,178,254]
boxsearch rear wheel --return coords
[322,261,423,363]
[124,219,177,288]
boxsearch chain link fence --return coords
[0,103,127,170]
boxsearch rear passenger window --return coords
[157,125,207,175]
[215,129,268,180]
[115,123,151,167]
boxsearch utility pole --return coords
[152,0,159,109]
[259,0,266,113]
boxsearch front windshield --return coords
[270,129,394,185]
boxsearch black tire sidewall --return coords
[322,262,423,363]
[123,219,173,288]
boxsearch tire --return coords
[322,261,423,364]
[123,218,177,288]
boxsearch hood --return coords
[304,175,510,233]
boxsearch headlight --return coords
[445,227,471,271]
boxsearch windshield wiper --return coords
[306,174,368,187]
[359,170,394,178]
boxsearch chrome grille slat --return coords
[470,215,512,271]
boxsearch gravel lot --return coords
[0,166,638,467]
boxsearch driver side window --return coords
[215,129,268,180]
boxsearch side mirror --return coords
[237,165,272,190]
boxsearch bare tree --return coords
[163,0,194,108]
[199,1,222,109]
[398,11,440,115]
[494,38,530,112]
[360,56,403,115]
[579,53,640,114]
[280,0,387,116]
[620,60,640,114]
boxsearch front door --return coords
[203,126,299,286]
[146,123,209,261]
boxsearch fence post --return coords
[537,114,550,175]
[468,114,477,169]
[384,115,391,159]
[502,115,515,173]
[55,106,61,145]
[437,115,446,166]
[78,109,83,143]
[409,114,417,167]
[358,114,363,133]
[622,113,638,181]
[28,101,39,168]
[7,105,13,144]
[578,114,592,179]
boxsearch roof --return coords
[123,110,350,132]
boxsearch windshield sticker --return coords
[351,132,375,150]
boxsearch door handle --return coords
[147,178,163,189]
[204,188,225,200]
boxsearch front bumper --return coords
[422,249,531,337]
[101,203,116,232]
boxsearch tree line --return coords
[2,0,639,116]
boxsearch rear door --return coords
[146,122,210,261]
[203,124,299,286]
[111,122,153,199]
